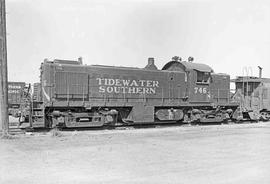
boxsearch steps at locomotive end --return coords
[9,122,25,135]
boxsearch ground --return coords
[1,122,270,184]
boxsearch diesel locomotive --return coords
[26,56,245,128]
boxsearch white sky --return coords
[6,0,270,83]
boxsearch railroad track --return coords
[8,128,25,135]
[7,120,265,135]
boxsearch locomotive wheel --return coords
[260,112,270,121]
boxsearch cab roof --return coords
[162,61,214,73]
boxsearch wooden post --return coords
[0,0,9,135]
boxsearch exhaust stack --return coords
[144,57,157,70]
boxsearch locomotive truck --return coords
[28,56,243,128]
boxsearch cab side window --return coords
[197,71,210,84]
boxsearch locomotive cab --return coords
[162,57,237,123]
[162,56,214,103]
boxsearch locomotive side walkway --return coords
[1,123,270,184]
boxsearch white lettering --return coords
[139,80,146,86]
[108,79,115,86]
[194,87,207,94]
[96,78,103,85]
[128,87,136,93]
[122,80,130,86]
[121,87,127,94]
[144,88,149,94]
[114,86,120,93]
[8,90,20,93]
[130,80,138,87]
[107,87,114,93]
[149,88,156,94]
[96,78,159,94]
[136,87,143,94]
[146,80,152,87]
[99,86,105,93]
[153,81,159,87]
[8,85,22,89]
[115,79,121,86]
[104,79,108,85]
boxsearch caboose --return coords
[33,56,239,128]
[231,68,270,121]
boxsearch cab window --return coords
[197,71,210,84]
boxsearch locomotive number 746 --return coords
[194,87,207,94]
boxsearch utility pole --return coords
[0,0,9,136]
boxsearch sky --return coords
[6,0,270,84]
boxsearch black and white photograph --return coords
[1,0,270,183]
